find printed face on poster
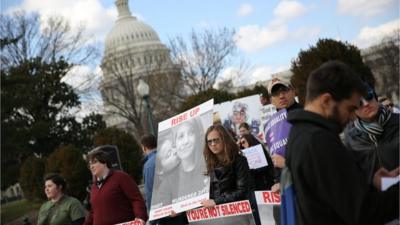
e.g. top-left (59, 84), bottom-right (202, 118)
top-left (214, 95), bottom-right (263, 141)
top-left (149, 99), bottom-right (213, 221)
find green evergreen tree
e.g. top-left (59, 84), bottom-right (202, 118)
top-left (291, 38), bottom-right (375, 104)
top-left (93, 127), bottom-right (143, 183)
top-left (19, 155), bottom-right (46, 201)
top-left (46, 145), bottom-right (90, 201)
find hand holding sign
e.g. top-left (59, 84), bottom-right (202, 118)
top-left (271, 154), bottom-right (285, 168)
top-left (201, 199), bottom-right (216, 209)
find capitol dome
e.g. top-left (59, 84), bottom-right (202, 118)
top-left (103, 0), bottom-right (165, 57)
top-left (100, 0), bottom-right (181, 133)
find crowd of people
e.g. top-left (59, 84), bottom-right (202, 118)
top-left (37, 60), bottom-right (399, 225)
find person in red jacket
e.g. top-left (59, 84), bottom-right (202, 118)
top-left (84, 150), bottom-right (148, 225)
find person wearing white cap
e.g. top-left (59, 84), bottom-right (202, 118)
top-left (267, 77), bottom-right (302, 225)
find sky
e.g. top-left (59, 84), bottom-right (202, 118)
top-left (2, 0), bottom-right (399, 116)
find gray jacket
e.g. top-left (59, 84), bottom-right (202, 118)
top-left (344, 113), bottom-right (399, 183)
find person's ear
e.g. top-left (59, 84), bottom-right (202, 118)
top-left (318, 93), bottom-right (334, 117)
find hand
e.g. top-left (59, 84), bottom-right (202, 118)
top-left (201, 199), bottom-right (216, 209)
top-left (134, 218), bottom-right (146, 225)
top-left (170, 210), bottom-right (178, 218)
top-left (271, 154), bottom-right (286, 168)
top-left (271, 183), bottom-right (280, 193)
top-left (373, 167), bottom-right (400, 190)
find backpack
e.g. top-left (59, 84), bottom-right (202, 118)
top-left (280, 166), bottom-right (296, 225)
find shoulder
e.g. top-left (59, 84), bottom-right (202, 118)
top-left (110, 170), bottom-right (130, 180)
top-left (38, 201), bottom-right (52, 212)
top-left (64, 196), bottom-right (82, 205)
top-left (234, 154), bottom-right (249, 169)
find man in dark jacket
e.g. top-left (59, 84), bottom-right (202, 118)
top-left (344, 84), bottom-right (399, 184)
top-left (267, 77), bottom-right (303, 225)
top-left (286, 61), bottom-right (399, 225)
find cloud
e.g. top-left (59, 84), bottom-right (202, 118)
top-left (235, 0), bottom-right (315, 53)
top-left (62, 65), bottom-right (102, 93)
top-left (215, 64), bottom-right (289, 88)
top-left (235, 24), bottom-right (289, 53)
top-left (249, 65), bottom-right (289, 84)
top-left (338, 0), bottom-right (395, 18)
top-left (237, 3), bottom-right (254, 17)
top-left (7, 0), bottom-right (120, 42)
top-left (272, 0), bottom-right (307, 25)
top-left (354, 19), bottom-right (399, 48)
top-left (62, 65), bottom-right (104, 119)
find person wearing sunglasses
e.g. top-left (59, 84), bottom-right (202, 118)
top-left (239, 133), bottom-right (275, 225)
top-left (344, 83), bottom-right (399, 185)
top-left (201, 124), bottom-right (251, 209)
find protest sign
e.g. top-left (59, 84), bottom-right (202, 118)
top-left (149, 100), bottom-right (213, 221)
top-left (254, 191), bottom-right (281, 225)
top-left (214, 95), bottom-right (263, 141)
top-left (242, 144), bottom-right (268, 169)
top-left (186, 200), bottom-right (256, 225)
top-left (260, 104), bottom-right (276, 132)
top-left (115, 220), bottom-right (142, 225)
top-left (264, 109), bottom-right (292, 156)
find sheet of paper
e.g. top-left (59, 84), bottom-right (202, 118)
top-left (381, 175), bottom-right (400, 191)
top-left (242, 144), bottom-right (268, 169)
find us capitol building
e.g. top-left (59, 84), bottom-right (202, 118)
top-left (100, 0), bottom-right (181, 134)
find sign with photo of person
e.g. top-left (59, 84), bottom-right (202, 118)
top-left (214, 95), bottom-right (264, 141)
top-left (149, 99), bottom-right (214, 221)
top-left (254, 191), bottom-right (280, 225)
top-left (186, 200), bottom-right (256, 225)
top-left (264, 109), bottom-right (292, 156)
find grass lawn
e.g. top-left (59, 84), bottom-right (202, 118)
top-left (1, 199), bottom-right (42, 224)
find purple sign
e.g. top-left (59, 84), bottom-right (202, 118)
top-left (264, 109), bottom-right (292, 156)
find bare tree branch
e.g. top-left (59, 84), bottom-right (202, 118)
top-left (168, 27), bottom-right (237, 95)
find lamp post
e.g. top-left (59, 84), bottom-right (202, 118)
top-left (137, 79), bottom-right (155, 135)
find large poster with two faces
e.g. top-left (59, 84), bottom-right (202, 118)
top-left (149, 100), bottom-right (213, 221)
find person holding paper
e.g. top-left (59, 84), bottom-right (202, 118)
top-left (240, 133), bottom-right (275, 225)
top-left (239, 134), bottom-right (274, 190)
top-left (344, 83), bottom-right (399, 185)
top-left (201, 124), bottom-right (251, 209)
top-left (286, 61), bottom-right (399, 225)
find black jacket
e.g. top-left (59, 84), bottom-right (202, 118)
top-left (286, 109), bottom-right (398, 225)
top-left (210, 154), bottom-right (251, 204)
top-left (249, 146), bottom-right (275, 190)
top-left (344, 113), bottom-right (399, 183)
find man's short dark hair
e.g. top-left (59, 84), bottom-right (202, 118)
top-left (140, 134), bottom-right (157, 149)
top-left (87, 150), bottom-right (112, 168)
top-left (306, 61), bottom-right (366, 102)
top-left (44, 173), bottom-right (67, 192)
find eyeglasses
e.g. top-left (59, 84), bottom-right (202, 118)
top-left (207, 138), bottom-right (221, 146)
top-left (87, 159), bottom-right (99, 168)
top-left (360, 89), bottom-right (376, 106)
top-left (271, 86), bottom-right (291, 97)
top-left (364, 89), bottom-right (375, 101)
